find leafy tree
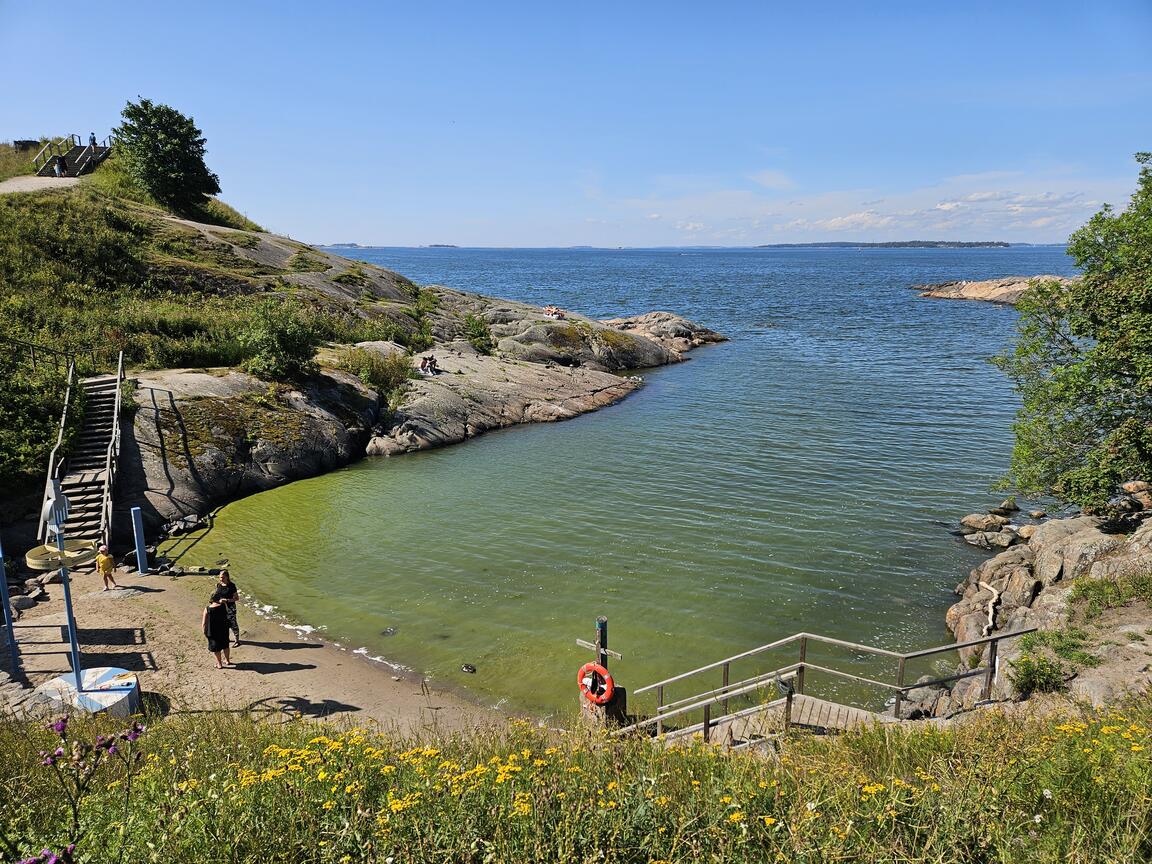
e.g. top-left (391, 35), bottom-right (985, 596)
top-left (994, 153), bottom-right (1152, 509)
top-left (113, 98), bottom-right (221, 211)
top-left (239, 299), bottom-right (320, 381)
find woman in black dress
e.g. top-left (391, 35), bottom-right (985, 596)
top-left (202, 596), bottom-right (232, 668)
top-left (215, 570), bottom-right (241, 646)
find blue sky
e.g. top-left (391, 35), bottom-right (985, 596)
top-left (2, 1), bottom-right (1150, 246)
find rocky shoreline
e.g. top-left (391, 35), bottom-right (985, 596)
top-left (901, 487), bottom-right (1152, 719)
top-left (914, 275), bottom-right (1077, 305)
top-left (115, 305), bottom-right (723, 534)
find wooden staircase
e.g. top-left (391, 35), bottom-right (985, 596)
top-left (32, 135), bottom-right (113, 178)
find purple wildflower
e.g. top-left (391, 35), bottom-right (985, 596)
top-left (49, 717), bottom-right (68, 736)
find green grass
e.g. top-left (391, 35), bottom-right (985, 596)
top-left (1, 704), bottom-right (1150, 863)
top-left (0, 138), bottom-right (56, 183)
top-left (0, 181), bottom-right (426, 487)
top-left (1019, 627), bottom-right (1101, 668)
top-left (1068, 571), bottom-right (1152, 618)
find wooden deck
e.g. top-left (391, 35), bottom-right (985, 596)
top-left (787, 694), bottom-right (893, 730)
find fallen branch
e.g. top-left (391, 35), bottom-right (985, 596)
top-left (978, 581), bottom-right (1002, 637)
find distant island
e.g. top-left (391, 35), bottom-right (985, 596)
top-left (427, 243), bottom-right (460, 248)
top-left (755, 241), bottom-right (1011, 249)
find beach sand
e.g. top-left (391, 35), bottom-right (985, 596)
top-left (12, 564), bottom-right (501, 733)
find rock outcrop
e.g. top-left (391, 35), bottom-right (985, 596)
top-left (905, 514), bottom-right (1152, 719)
top-left (914, 275), bottom-right (1077, 306)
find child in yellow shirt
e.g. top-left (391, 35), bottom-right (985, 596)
top-left (95, 545), bottom-right (119, 590)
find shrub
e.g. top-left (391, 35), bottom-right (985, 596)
top-left (462, 314), bottom-right (495, 355)
top-left (1009, 654), bottom-right (1066, 696)
top-left (339, 347), bottom-right (412, 395)
top-left (238, 299), bottom-right (321, 380)
top-left (1019, 627), bottom-right (1101, 667)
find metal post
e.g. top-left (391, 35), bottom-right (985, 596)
top-left (52, 518), bottom-right (85, 691)
top-left (722, 661), bottom-right (730, 717)
top-left (783, 689), bottom-right (793, 730)
top-left (595, 616), bottom-right (608, 669)
top-left (796, 636), bottom-right (807, 694)
top-left (0, 536), bottom-right (18, 668)
top-left (702, 703), bottom-right (711, 743)
top-left (131, 506), bottom-right (148, 574)
top-left (656, 685), bottom-right (664, 736)
top-left (982, 639), bottom-right (999, 701)
top-left (893, 656), bottom-right (906, 720)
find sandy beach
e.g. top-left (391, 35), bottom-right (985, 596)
top-left (11, 562), bottom-right (500, 733)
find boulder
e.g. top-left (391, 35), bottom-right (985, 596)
top-left (1016, 524), bottom-right (1037, 540)
top-left (11, 596), bottom-right (36, 611)
top-left (960, 513), bottom-right (1010, 534)
top-left (1028, 510), bottom-right (1047, 519)
top-left (990, 497), bottom-right (1020, 516)
top-left (1120, 480), bottom-right (1150, 494)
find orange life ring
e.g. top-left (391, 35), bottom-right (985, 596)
top-left (577, 662), bottom-right (615, 706)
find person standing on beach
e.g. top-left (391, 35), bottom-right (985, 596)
top-left (214, 570), bottom-right (241, 646)
top-left (202, 596), bottom-right (232, 668)
top-left (95, 545), bottom-right (119, 590)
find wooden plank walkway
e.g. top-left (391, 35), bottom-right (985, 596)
top-left (722, 695), bottom-right (894, 744)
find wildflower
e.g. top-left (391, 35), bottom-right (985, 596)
top-left (322, 801), bottom-right (335, 810)
top-left (719, 795), bottom-right (733, 804)
top-left (1132, 744), bottom-right (1145, 752)
top-left (806, 802), bottom-right (817, 812)
top-left (761, 816), bottom-right (777, 826)
top-left (1042, 789), bottom-right (1052, 799)
top-left (49, 717), bottom-right (68, 736)
top-left (1033, 814), bottom-right (1043, 823)
top-left (727, 811), bottom-right (746, 824)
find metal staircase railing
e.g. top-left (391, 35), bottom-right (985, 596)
top-left (38, 361), bottom-right (78, 543)
top-left (616, 628), bottom-right (1038, 742)
top-left (97, 351), bottom-right (126, 546)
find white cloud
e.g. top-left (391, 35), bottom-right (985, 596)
top-left (646, 213), bottom-right (662, 220)
top-left (676, 221), bottom-right (705, 232)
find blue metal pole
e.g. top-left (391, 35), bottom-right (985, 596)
top-left (52, 519), bottom-right (85, 691)
top-left (0, 535), bottom-right (18, 669)
top-left (131, 506), bottom-right (148, 574)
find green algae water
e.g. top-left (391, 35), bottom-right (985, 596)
top-left (186, 247), bottom-right (1077, 717)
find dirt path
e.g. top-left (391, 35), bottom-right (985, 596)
top-left (0, 176), bottom-right (79, 195)
top-left (11, 563), bottom-right (502, 734)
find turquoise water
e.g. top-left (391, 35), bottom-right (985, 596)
top-left (188, 247), bottom-right (1077, 717)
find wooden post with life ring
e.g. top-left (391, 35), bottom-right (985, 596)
top-left (576, 616), bottom-right (627, 726)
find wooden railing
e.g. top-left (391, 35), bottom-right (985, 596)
top-left (97, 351), bottom-right (126, 546)
top-left (616, 628), bottom-right (1038, 741)
top-left (31, 135), bottom-right (80, 172)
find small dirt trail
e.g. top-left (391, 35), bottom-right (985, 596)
top-left (0, 176), bottom-right (79, 195)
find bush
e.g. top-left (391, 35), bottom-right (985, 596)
top-left (1069, 571), bottom-right (1152, 618)
top-left (339, 347), bottom-right (412, 395)
top-left (1010, 654), bottom-right (1066, 696)
top-left (239, 299), bottom-right (321, 380)
top-left (462, 314), bottom-right (495, 355)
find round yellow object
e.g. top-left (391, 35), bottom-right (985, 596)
top-left (25, 539), bottom-right (99, 571)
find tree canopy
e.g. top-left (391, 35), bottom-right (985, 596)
top-left (995, 153), bottom-right (1152, 509)
top-left (113, 98), bottom-right (221, 212)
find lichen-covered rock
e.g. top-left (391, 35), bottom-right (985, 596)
top-left (118, 368), bottom-right (380, 530)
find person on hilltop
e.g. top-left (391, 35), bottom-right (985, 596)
top-left (95, 544), bottom-right (119, 591)
top-left (202, 595), bottom-right (232, 669)
top-left (89, 132), bottom-right (97, 148)
top-left (213, 569), bottom-right (241, 646)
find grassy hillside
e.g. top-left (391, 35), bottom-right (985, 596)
top-left (0, 703), bottom-right (1148, 863)
top-left (0, 162), bottom-right (432, 488)
top-left (0, 139), bottom-right (51, 183)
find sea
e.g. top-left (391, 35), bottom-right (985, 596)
top-left (182, 245), bottom-right (1079, 717)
